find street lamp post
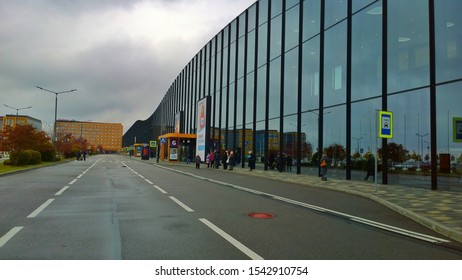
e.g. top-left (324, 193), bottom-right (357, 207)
top-left (36, 86), bottom-right (77, 161)
top-left (3, 104), bottom-right (32, 127)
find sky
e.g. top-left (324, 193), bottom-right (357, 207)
top-left (0, 0), bottom-right (256, 134)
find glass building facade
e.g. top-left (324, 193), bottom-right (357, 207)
top-left (123, 0), bottom-right (462, 191)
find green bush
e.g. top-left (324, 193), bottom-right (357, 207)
top-left (41, 150), bottom-right (54, 162)
top-left (3, 159), bottom-right (12, 165)
top-left (27, 150), bottom-right (42, 165)
top-left (9, 150), bottom-right (41, 165)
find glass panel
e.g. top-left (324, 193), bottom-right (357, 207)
top-left (325, 0), bottom-right (347, 29)
top-left (230, 20), bottom-right (237, 43)
top-left (285, 5), bottom-right (300, 51)
top-left (283, 114), bottom-right (298, 172)
top-left (303, 0), bottom-right (321, 40)
top-left (435, 0), bottom-right (462, 83)
top-left (221, 87), bottom-right (227, 128)
top-left (229, 42), bottom-right (236, 83)
top-left (223, 26), bottom-right (229, 48)
top-left (286, 0), bottom-right (299, 10)
top-left (323, 105), bottom-right (346, 179)
top-left (324, 22), bottom-right (347, 107)
top-left (255, 121), bottom-right (265, 166)
top-left (301, 110), bottom-right (318, 176)
top-left (239, 12), bottom-right (246, 38)
top-left (247, 30), bottom-right (256, 73)
top-left (236, 78), bottom-right (244, 128)
top-left (256, 66), bottom-right (267, 121)
top-left (436, 82), bottom-right (462, 192)
top-left (269, 57), bottom-right (281, 119)
top-left (271, 0), bottom-right (282, 18)
top-left (268, 118), bottom-right (280, 170)
top-left (284, 47), bottom-right (299, 116)
top-left (258, 23), bottom-right (268, 67)
top-left (238, 37), bottom-right (245, 79)
top-left (259, 0), bottom-right (269, 25)
top-left (388, 89), bottom-right (431, 189)
top-left (270, 15), bottom-right (282, 60)
top-left (353, 0), bottom-right (377, 13)
top-left (302, 36), bottom-right (320, 112)
top-left (350, 98), bottom-right (381, 182)
top-left (351, 2), bottom-right (382, 101)
top-left (246, 73), bottom-right (255, 125)
top-left (222, 46), bottom-right (229, 87)
top-left (388, 0), bottom-right (429, 93)
top-left (248, 4), bottom-right (257, 31)
top-left (228, 83), bottom-right (235, 129)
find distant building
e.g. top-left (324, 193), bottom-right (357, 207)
top-left (56, 120), bottom-right (123, 153)
top-left (0, 114), bottom-right (42, 130)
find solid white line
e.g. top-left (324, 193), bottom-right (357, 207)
top-left (77, 174), bottom-right (83, 179)
top-left (145, 179), bottom-right (154, 185)
top-left (153, 185), bottom-right (167, 194)
top-left (199, 218), bottom-right (264, 260)
top-left (68, 179), bottom-right (78, 185)
top-left (0, 227), bottom-right (24, 248)
top-left (158, 165), bottom-right (450, 244)
top-left (27, 199), bottom-right (55, 218)
top-left (139, 175), bottom-right (145, 179)
top-left (55, 186), bottom-right (70, 196)
top-left (169, 196), bottom-right (194, 212)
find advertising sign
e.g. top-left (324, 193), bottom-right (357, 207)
top-left (378, 111), bottom-right (393, 139)
top-left (196, 97), bottom-right (209, 161)
top-left (170, 139), bottom-right (178, 160)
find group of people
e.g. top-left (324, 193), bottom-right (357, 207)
top-left (193, 150), bottom-right (257, 171)
top-left (319, 152), bottom-right (375, 182)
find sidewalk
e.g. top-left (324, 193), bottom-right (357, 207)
top-left (139, 157), bottom-right (462, 244)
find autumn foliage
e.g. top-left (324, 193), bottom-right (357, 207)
top-left (0, 125), bottom-right (54, 162)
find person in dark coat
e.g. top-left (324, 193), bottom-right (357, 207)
top-left (247, 151), bottom-right (256, 171)
top-left (228, 151), bottom-right (235, 170)
top-left (364, 153), bottom-right (375, 181)
top-left (195, 154), bottom-right (201, 169)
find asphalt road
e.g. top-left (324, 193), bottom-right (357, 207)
top-left (1, 154), bottom-right (461, 260)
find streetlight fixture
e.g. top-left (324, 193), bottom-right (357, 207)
top-left (3, 104), bottom-right (32, 127)
top-left (36, 86), bottom-right (77, 161)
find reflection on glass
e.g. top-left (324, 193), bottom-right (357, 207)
top-left (301, 111), bottom-right (318, 176)
top-left (435, 0), bottom-right (462, 83)
top-left (324, 22), bottom-right (347, 107)
top-left (437, 82), bottom-right (462, 191)
top-left (301, 36), bottom-right (320, 112)
top-left (351, 2), bottom-right (382, 101)
top-left (388, 89), bottom-right (431, 189)
top-left (388, 0), bottom-right (429, 93)
top-left (285, 5), bottom-right (299, 51)
top-left (323, 105), bottom-right (346, 179)
top-left (269, 58), bottom-right (281, 119)
top-left (284, 48), bottom-right (298, 116)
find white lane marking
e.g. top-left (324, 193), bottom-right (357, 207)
top-left (156, 164), bottom-right (450, 244)
top-left (27, 199), bottom-right (55, 218)
top-left (77, 174), bottom-right (83, 179)
top-left (145, 179), bottom-right (154, 185)
top-left (169, 196), bottom-right (194, 212)
top-left (139, 175), bottom-right (145, 179)
top-left (199, 218), bottom-right (264, 260)
top-left (0, 227), bottom-right (24, 248)
top-left (68, 179), bottom-right (78, 185)
top-left (154, 185), bottom-right (167, 194)
top-left (55, 186), bottom-right (70, 196)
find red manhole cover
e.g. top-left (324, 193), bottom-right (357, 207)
top-left (248, 212), bottom-right (274, 219)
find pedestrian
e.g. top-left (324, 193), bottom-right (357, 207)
top-left (83, 150), bottom-right (87, 161)
top-left (209, 151), bottom-right (215, 168)
top-left (195, 154), bottom-right (201, 169)
top-left (187, 153), bottom-right (192, 164)
top-left (206, 153), bottom-right (211, 168)
top-left (76, 151), bottom-right (81, 161)
top-left (247, 151), bottom-right (255, 171)
top-left (286, 154), bottom-right (293, 171)
top-left (222, 150), bottom-right (229, 170)
top-left (364, 153), bottom-right (375, 181)
top-left (320, 153), bottom-right (329, 181)
top-left (228, 151), bottom-right (235, 170)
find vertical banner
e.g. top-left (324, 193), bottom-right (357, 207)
top-left (175, 111), bottom-right (183, 134)
top-left (196, 97), bottom-right (210, 161)
top-left (170, 139), bottom-right (178, 160)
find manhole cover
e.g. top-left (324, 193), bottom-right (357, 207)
top-left (248, 212), bottom-right (274, 219)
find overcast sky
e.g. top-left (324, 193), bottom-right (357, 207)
top-left (0, 0), bottom-right (256, 134)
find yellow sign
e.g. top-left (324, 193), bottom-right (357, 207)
top-left (378, 111), bottom-right (393, 139)
top-left (150, 140), bottom-right (157, 148)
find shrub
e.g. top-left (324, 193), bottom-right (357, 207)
top-left (27, 150), bottom-right (42, 165)
top-left (3, 159), bottom-right (12, 165)
top-left (9, 150), bottom-right (41, 165)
